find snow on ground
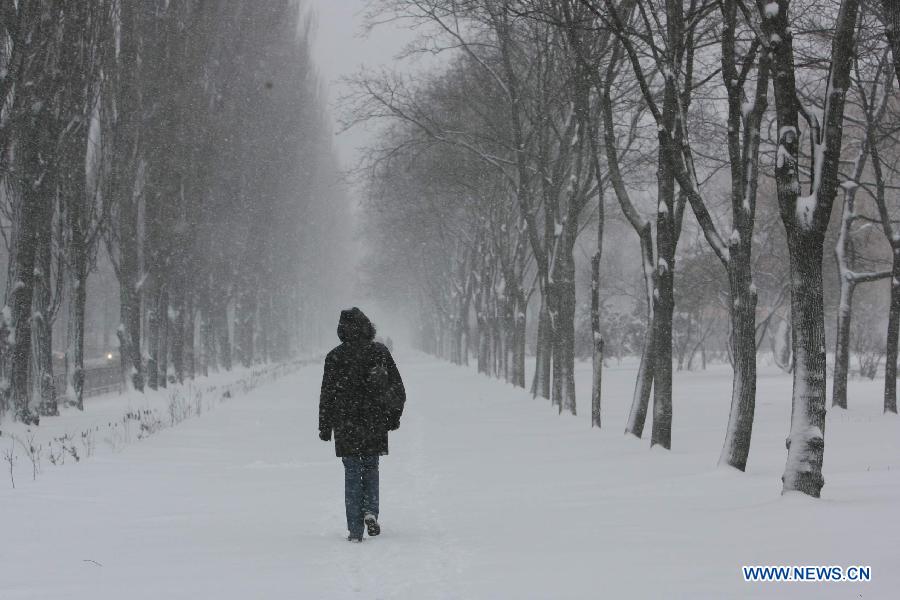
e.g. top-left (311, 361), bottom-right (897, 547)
top-left (0, 361), bottom-right (310, 480)
top-left (1, 352), bottom-right (898, 599)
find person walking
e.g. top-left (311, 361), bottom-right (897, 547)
top-left (319, 307), bottom-right (406, 542)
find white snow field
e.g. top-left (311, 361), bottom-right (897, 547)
top-left (1, 352), bottom-right (898, 599)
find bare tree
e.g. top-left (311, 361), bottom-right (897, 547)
top-left (763, 0), bottom-right (861, 497)
top-left (881, 0), bottom-right (900, 83)
top-left (830, 36), bottom-right (894, 409)
top-left (590, 0), bottom-right (740, 452)
top-left (354, 0), bottom-right (605, 413)
top-left (104, 0), bottom-right (145, 392)
top-left (58, 0), bottom-right (110, 410)
top-left (1, 0), bottom-right (342, 420)
top-left (2, 0), bottom-right (61, 424)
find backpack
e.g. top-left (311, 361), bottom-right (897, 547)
top-left (365, 351), bottom-right (402, 431)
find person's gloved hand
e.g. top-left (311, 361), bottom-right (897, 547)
top-left (319, 430), bottom-right (331, 442)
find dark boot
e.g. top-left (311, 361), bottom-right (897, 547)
top-left (364, 513), bottom-right (380, 537)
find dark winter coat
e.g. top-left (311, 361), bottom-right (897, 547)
top-left (319, 308), bottom-right (406, 457)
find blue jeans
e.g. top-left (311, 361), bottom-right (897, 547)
top-left (342, 456), bottom-right (379, 537)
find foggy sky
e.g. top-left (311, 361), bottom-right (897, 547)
top-left (308, 0), bottom-right (414, 169)
top-left (306, 0), bottom-right (418, 335)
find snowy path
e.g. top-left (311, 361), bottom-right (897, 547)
top-left (2, 352), bottom-right (898, 599)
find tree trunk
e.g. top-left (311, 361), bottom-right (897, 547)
top-left (461, 310), bottom-right (470, 367)
top-left (453, 318), bottom-right (464, 365)
top-left (184, 296), bottom-right (195, 379)
top-left (6, 142), bottom-right (54, 424)
top-left (649, 66), bottom-right (681, 450)
top-left (235, 285), bottom-right (255, 368)
top-left (719, 260), bottom-right (758, 470)
top-left (552, 252), bottom-right (577, 415)
top-left (477, 311), bottom-right (490, 375)
top-left (624, 230), bottom-right (658, 438)
top-left (625, 321), bottom-right (655, 437)
top-left (832, 277), bottom-right (854, 410)
top-left (171, 288), bottom-right (185, 384)
top-left (34, 213), bottom-right (57, 416)
top-left (6, 207), bottom-right (42, 423)
top-left (504, 308), bottom-right (515, 382)
top-left (118, 261), bottom-right (144, 392)
top-left (215, 298), bottom-right (232, 371)
top-left (158, 289), bottom-right (169, 388)
top-left (66, 260), bottom-right (89, 411)
top-left (111, 0), bottom-right (144, 392)
top-left (531, 295), bottom-right (552, 399)
top-left (258, 294), bottom-right (271, 364)
top-left (147, 286), bottom-right (160, 390)
top-left (200, 305), bottom-right (214, 376)
top-left (884, 248), bottom-right (900, 414)
top-left (512, 294), bottom-right (526, 388)
top-left (494, 311), bottom-right (504, 377)
top-left (651, 268), bottom-right (675, 449)
top-left (591, 251), bottom-right (603, 428)
top-left (782, 231), bottom-right (828, 497)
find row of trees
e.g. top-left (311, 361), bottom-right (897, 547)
top-left (0, 0), bottom-right (348, 423)
top-left (352, 0), bottom-right (899, 497)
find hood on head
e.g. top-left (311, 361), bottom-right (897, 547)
top-left (337, 307), bottom-right (376, 343)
